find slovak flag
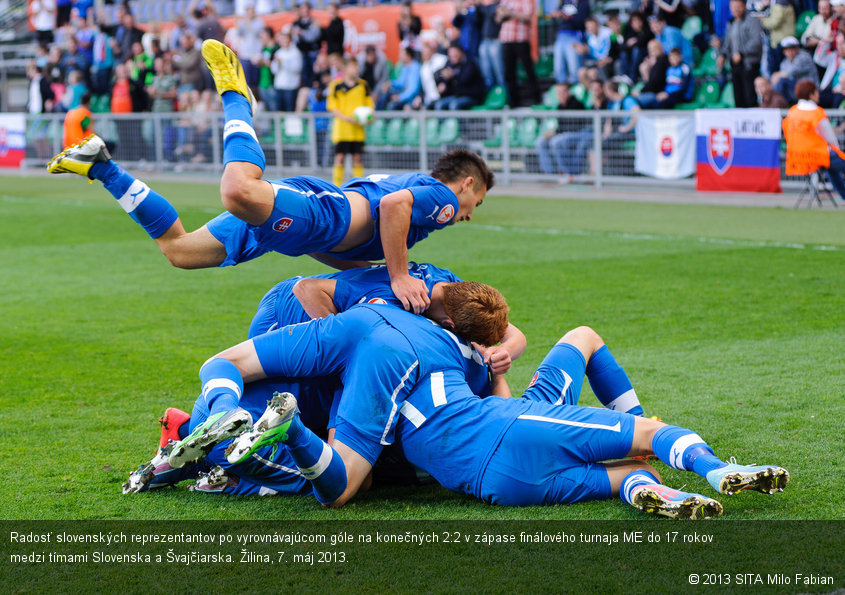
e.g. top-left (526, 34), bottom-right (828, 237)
top-left (635, 115), bottom-right (696, 179)
top-left (695, 109), bottom-right (781, 193)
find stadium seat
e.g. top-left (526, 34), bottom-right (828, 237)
top-left (483, 118), bottom-right (518, 148)
top-left (535, 53), bottom-right (554, 78)
top-left (540, 117), bottom-right (558, 136)
top-left (718, 82), bottom-right (735, 107)
top-left (403, 118), bottom-right (420, 146)
top-left (681, 16), bottom-right (702, 41)
top-left (281, 117), bottom-right (308, 145)
top-left (532, 86), bottom-right (559, 110)
top-left (795, 10), bottom-right (815, 39)
top-left (517, 117), bottom-right (539, 148)
top-left (424, 118), bottom-right (441, 147)
top-left (617, 81), bottom-right (630, 96)
top-left (438, 117), bottom-right (460, 144)
top-left (676, 80), bottom-right (720, 109)
top-left (471, 86), bottom-right (507, 111)
top-left (631, 81), bottom-right (646, 95)
top-left (385, 118), bottom-right (405, 146)
top-left (367, 118), bottom-right (387, 146)
top-left (570, 83), bottom-right (587, 103)
top-left (693, 47), bottom-right (719, 78)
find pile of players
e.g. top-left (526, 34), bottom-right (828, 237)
top-left (48, 40), bottom-right (788, 519)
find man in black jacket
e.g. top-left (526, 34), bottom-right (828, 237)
top-left (433, 43), bottom-right (487, 110)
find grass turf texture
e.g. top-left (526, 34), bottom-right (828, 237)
top-left (1, 175), bottom-right (843, 521)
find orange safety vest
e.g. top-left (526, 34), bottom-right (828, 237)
top-left (782, 104), bottom-right (845, 175)
top-left (62, 106), bottom-right (93, 149)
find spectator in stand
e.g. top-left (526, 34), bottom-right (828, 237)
top-left (433, 42), bottom-right (487, 109)
top-left (358, 45), bottom-right (392, 108)
top-left (802, 0), bottom-right (834, 50)
top-left (111, 61), bottom-right (147, 160)
top-left (653, 0), bottom-right (687, 28)
top-left (601, 80), bottom-right (640, 168)
top-left (498, 0), bottom-right (541, 106)
top-left (813, 29), bottom-right (845, 106)
top-left (234, 3), bottom-right (267, 92)
top-left (637, 46), bottom-right (692, 107)
top-left (90, 23), bottom-right (114, 96)
top-left (293, 2), bottom-right (324, 87)
top-left (149, 54), bottom-right (179, 113)
top-left (760, 0), bottom-right (797, 70)
top-left (477, 0), bottom-right (506, 89)
top-left (130, 41), bottom-right (154, 89)
top-left (771, 36), bottom-right (818, 102)
top-left (256, 26), bottom-right (280, 111)
top-left (74, 0), bottom-right (93, 20)
top-left (72, 10), bottom-right (96, 66)
top-left (636, 39), bottom-right (670, 100)
top-left (193, 0), bottom-right (225, 42)
top-left (718, 0), bottom-right (764, 107)
top-left (323, 3), bottom-right (346, 57)
top-left (414, 39), bottom-right (449, 108)
top-left (56, 0), bottom-right (72, 28)
top-left (62, 92), bottom-right (93, 148)
top-left (272, 30), bottom-right (304, 112)
top-left (604, 14), bottom-right (625, 78)
top-left (60, 37), bottom-right (90, 85)
top-left (542, 80), bottom-right (607, 183)
top-left (378, 46), bottom-right (421, 110)
top-left (46, 45), bottom-right (66, 95)
top-left (27, 62), bottom-right (55, 159)
top-left (168, 14), bottom-right (193, 53)
top-left (754, 75), bottom-right (789, 107)
top-left (308, 67), bottom-right (333, 167)
top-left (398, 0), bottom-right (423, 55)
top-left (61, 69), bottom-right (88, 110)
top-left (648, 14), bottom-right (693, 67)
top-left (430, 16), bottom-right (455, 53)
top-left (575, 16), bottom-right (614, 80)
top-left (173, 31), bottom-right (204, 94)
top-left (327, 57), bottom-right (374, 185)
top-left (114, 11), bottom-right (144, 63)
top-left (549, 0), bottom-right (589, 85)
top-left (31, 0), bottom-right (57, 45)
top-left (453, 0), bottom-right (482, 61)
top-left (620, 11), bottom-right (653, 82)
top-left (534, 83), bottom-right (585, 176)
top-left (782, 80), bottom-right (845, 201)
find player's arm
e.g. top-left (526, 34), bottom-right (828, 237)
top-left (491, 372), bottom-right (512, 398)
top-left (473, 323), bottom-right (527, 375)
top-left (292, 278), bottom-right (340, 319)
top-left (378, 189), bottom-right (430, 314)
top-left (308, 252), bottom-right (378, 271)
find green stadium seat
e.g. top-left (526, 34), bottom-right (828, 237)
top-left (403, 118), bottom-right (420, 145)
top-left (681, 16), bottom-right (702, 41)
top-left (676, 80), bottom-right (720, 109)
top-left (517, 117), bottom-right (539, 148)
top-left (367, 118), bottom-right (387, 146)
top-left (570, 83), bottom-right (587, 102)
top-left (424, 118), bottom-right (441, 147)
top-left (693, 47), bottom-right (719, 78)
top-left (540, 117), bottom-right (559, 136)
top-left (471, 86), bottom-right (507, 111)
top-left (482, 118), bottom-right (518, 148)
top-left (718, 82), bottom-right (735, 107)
top-left (438, 117), bottom-right (460, 144)
top-left (535, 53), bottom-right (554, 78)
top-left (532, 86), bottom-right (559, 110)
top-left (281, 117), bottom-right (308, 145)
top-left (795, 10), bottom-right (814, 39)
top-left (632, 81), bottom-right (646, 95)
top-left (385, 118), bottom-right (405, 146)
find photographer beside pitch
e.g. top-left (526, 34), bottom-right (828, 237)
top-left (48, 40), bottom-right (493, 314)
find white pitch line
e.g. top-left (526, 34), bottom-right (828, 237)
top-left (473, 224), bottom-right (843, 252)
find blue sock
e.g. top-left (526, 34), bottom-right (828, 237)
top-left (221, 91), bottom-right (265, 170)
top-left (199, 358), bottom-right (243, 416)
top-left (619, 469), bottom-right (661, 505)
top-left (285, 414), bottom-right (347, 505)
top-left (651, 425), bottom-right (726, 478)
top-left (90, 161), bottom-right (178, 239)
top-left (586, 345), bottom-right (644, 416)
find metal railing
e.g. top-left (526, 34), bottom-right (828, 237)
top-left (19, 108), bottom-right (837, 188)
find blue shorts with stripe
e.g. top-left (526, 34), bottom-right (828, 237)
top-left (206, 176), bottom-right (350, 267)
top-left (521, 342), bottom-right (587, 406)
top-left (478, 402), bottom-right (637, 506)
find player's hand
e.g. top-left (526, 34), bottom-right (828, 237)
top-left (391, 274), bottom-right (430, 314)
top-left (474, 344), bottom-right (512, 375)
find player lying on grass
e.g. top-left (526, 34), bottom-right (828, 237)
top-left (47, 40), bottom-right (495, 313)
top-left (126, 322), bottom-right (787, 519)
top-left (248, 262), bottom-right (526, 375)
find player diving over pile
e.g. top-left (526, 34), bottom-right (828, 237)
top-left (47, 39), bottom-right (494, 313)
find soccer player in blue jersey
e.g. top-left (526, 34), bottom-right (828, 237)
top-left (163, 286), bottom-right (509, 506)
top-left (47, 40), bottom-right (494, 313)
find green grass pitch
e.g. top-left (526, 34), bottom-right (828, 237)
top-left (1, 174), bottom-right (843, 521)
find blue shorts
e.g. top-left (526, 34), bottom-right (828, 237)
top-left (206, 176), bottom-right (351, 267)
top-left (521, 342), bottom-right (586, 406)
top-left (478, 402), bottom-right (636, 506)
top-left (248, 278), bottom-right (309, 338)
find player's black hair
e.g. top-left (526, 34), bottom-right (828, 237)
top-left (430, 149), bottom-right (495, 192)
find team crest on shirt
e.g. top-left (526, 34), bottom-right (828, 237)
top-left (528, 371), bottom-right (540, 388)
top-left (436, 204), bottom-right (455, 224)
top-left (706, 127), bottom-right (733, 175)
top-left (273, 217), bottom-right (293, 232)
top-left (367, 298), bottom-right (387, 305)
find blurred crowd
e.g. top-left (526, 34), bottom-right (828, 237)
top-left (25, 0), bottom-right (843, 134)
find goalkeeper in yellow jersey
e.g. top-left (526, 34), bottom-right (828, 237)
top-left (327, 57), bottom-right (375, 186)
